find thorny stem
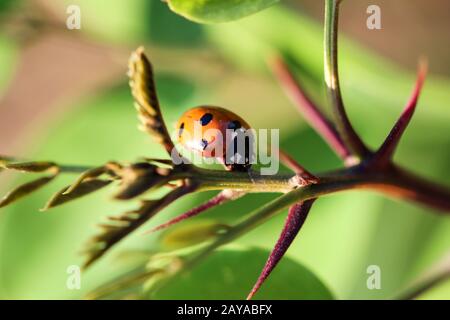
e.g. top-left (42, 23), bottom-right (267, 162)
top-left (2, 156), bottom-right (449, 211)
top-left (144, 189), bottom-right (244, 234)
top-left (374, 60), bottom-right (428, 165)
top-left (270, 56), bottom-right (352, 163)
top-left (87, 162), bottom-right (450, 297)
top-left (3, 2), bottom-right (450, 296)
top-left (185, 165), bottom-right (450, 212)
top-left (187, 166), bottom-right (295, 193)
top-left (174, 165), bottom-right (450, 286)
top-left (75, 0), bottom-right (450, 300)
top-left (247, 199), bottom-right (315, 299)
top-left (324, 0), bottom-right (369, 159)
top-left (278, 149), bottom-right (318, 184)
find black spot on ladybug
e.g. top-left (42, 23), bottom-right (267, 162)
top-left (227, 120), bottom-right (242, 131)
top-left (200, 139), bottom-right (208, 150)
top-left (178, 122), bottom-right (185, 137)
top-left (200, 113), bottom-right (213, 126)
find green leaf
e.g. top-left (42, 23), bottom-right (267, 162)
top-left (153, 247), bottom-right (334, 299)
top-left (167, 0), bottom-right (280, 24)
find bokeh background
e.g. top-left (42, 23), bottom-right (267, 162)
top-left (0, 0), bottom-right (450, 299)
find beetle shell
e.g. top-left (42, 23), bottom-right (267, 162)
top-left (176, 106), bottom-right (251, 169)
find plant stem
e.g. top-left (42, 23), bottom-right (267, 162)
top-left (187, 165), bottom-right (450, 212)
top-left (191, 167), bottom-right (295, 193)
top-left (182, 167), bottom-right (450, 276)
top-left (270, 56), bottom-right (351, 162)
top-left (324, 0), bottom-right (369, 159)
top-left (3, 156), bottom-right (449, 211)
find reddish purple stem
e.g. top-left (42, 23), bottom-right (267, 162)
top-left (375, 60), bottom-right (428, 164)
top-left (247, 199), bottom-right (315, 300)
top-left (279, 149), bottom-right (319, 185)
top-left (144, 190), bottom-right (242, 234)
top-left (270, 56), bottom-right (351, 162)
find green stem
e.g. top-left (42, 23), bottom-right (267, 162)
top-left (3, 156), bottom-right (449, 211)
top-left (112, 164), bottom-right (450, 296)
top-left (179, 167), bottom-right (450, 276)
top-left (190, 167), bottom-right (295, 193)
top-left (185, 164), bottom-right (450, 212)
top-left (324, 0), bottom-right (369, 159)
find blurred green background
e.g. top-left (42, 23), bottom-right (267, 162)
top-left (0, 0), bottom-right (450, 299)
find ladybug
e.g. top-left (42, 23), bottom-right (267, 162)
top-left (176, 106), bottom-right (253, 171)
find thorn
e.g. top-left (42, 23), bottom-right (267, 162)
top-left (375, 59), bottom-right (428, 165)
top-left (278, 149), bottom-right (318, 185)
top-left (247, 199), bottom-right (315, 300)
top-left (269, 55), bottom-right (352, 162)
top-left (142, 190), bottom-right (244, 235)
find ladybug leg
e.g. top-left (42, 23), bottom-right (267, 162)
top-left (245, 167), bottom-right (256, 184)
top-left (218, 155), bottom-right (255, 183)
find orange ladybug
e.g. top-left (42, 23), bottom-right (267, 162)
top-left (176, 106), bottom-right (253, 171)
